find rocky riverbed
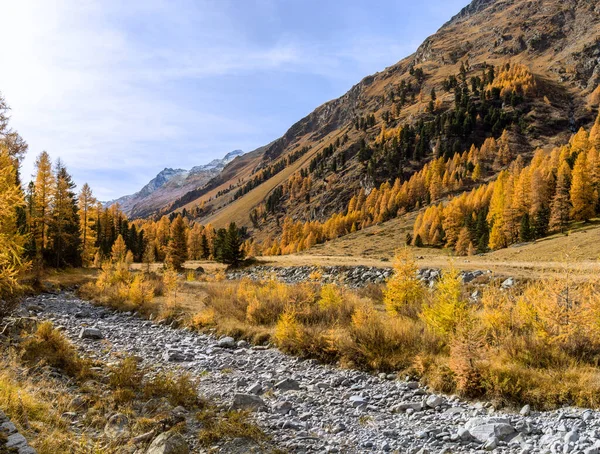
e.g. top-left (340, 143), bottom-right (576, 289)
top-left (19, 291), bottom-right (600, 453)
top-left (226, 265), bottom-right (497, 288)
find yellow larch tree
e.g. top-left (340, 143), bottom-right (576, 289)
top-left (33, 151), bottom-right (55, 258)
top-left (570, 151), bottom-right (596, 221)
top-left (78, 183), bottom-right (97, 266)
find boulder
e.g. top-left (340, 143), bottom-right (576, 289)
top-left (6, 433), bottom-right (27, 449)
top-left (465, 417), bottom-right (515, 443)
top-left (273, 401), bottom-right (293, 415)
top-left (79, 327), bottom-right (103, 340)
top-left (394, 401), bottom-right (424, 412)
top-left (231, 393), bottom-right (266, 411)
top-left (501, 277), bottom-right (516, 289)
top-left (218, 337), bottom-right (236, 348)
top-left (146, 431), bottom-right (189, 454)
top-left (275, 378), bottom-right (300, 391)
top-left (247, 382), bottom-right (263, 395)
top-left (425, 395), bottom-right (445, 408)
top-left (162, 350), bottom-right (186, 362)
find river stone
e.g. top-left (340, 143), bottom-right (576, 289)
top-left (465, 417), bottom-right (516, 442)
top-left (6, 433), bottom-right (27, 448)
top-left (218, 337), bottom-right (236, 348)
top-left (426, 395), bottom-right (444, 408)
top-left (146, 431), bottom-right (189, 454)
top-left (231, 393), bottom-right (266, 411)
top-left (275, 378), bottom-right (300, 391)
top-left (79, 327), bottom-right (103, 339)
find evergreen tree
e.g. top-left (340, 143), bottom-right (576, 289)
top-left (532, 205), bottom-right (550, 238)
top-left (47, 161), bottom-right (81, 267)
top-left (200, 233), bottom-right (210, 259)
top-left (222, 222), bottom-right (245, 266)
top-left (519, 213), bottom-right (533, 242)
top-left (213, 228), bottom-right (226, 261)
top-left (166, 215), bottom-right (188, 270)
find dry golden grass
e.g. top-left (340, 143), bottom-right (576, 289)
top-left (20, 321), bottom-right (92, 379)
top-left (79, 250), bottom-right (600, 409)
top-left (0, 310), bottom-right (270, 453)
top-left (196, 408), bottom-right (268, 447)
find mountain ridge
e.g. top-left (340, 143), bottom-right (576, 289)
top-left (108, 149), bottom-right (244, 218)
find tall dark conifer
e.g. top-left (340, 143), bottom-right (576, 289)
top-left (48, 161), bottom-right (81, 267)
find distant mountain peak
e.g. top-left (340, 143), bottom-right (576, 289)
top-left (107, 149), bottom-right (245, 216)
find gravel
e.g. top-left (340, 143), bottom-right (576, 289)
top-left (25, 291), bottom-right (600, 453)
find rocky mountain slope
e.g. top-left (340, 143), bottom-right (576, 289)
top-left (162, 0), bottom-right (600, 245)
top-left (108, 150), bottom-right (244, 218)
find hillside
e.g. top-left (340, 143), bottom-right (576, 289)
top-left (109, 150), bottom-right (244, 218)
top-left (165, 0), bottom-right (600, 248)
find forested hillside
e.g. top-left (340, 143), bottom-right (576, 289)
top-left (152, 0), bottom-right (600, 258)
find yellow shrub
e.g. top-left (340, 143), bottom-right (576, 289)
top-left (420, 267), bottom-right (469, 337)
top-left (274, 309), bottom-right (305, 352)
top-left (243, 280), bottom-right (289, 325)
top-left (449, 318), bottom-right (485, 397)
top-left (347, 304), bottom-right (436, 372)
top-left (318, 284), bottom-right (343, 311)
top-left (127, 274), bottom-right (155, 307)
top-left (143, 372), bottom-right (200, 408)
top-left (192, 308), bottom-right (216, 328)
top-left (383, 249), bottom-right (425, 317)
top-left (516, 279), bottom-right (598, 350)
top-left (108, 356), bottom-right (143, 391)
top-left (480, 287), bottom-right (515, 342)
top-left (197, 409), bottom-right (266, 447)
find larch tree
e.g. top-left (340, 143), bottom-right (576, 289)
top-left (455, 227), bottom-right (471, 256)
top-left (0, 145), bottom-right (27, 301)
top-left (549, 161), bottom-right (572, 232)
top-left (111, 234), bottom-right (127, 263)
top-left (570, 152), bottom-right (596, 221)
top-left (187, 223), bottom-right (202, 260)
top-left (33, 151), bottom-right (55, 260)
top-left (590, 112), bottom-right (600, 151)
top-left (78, 183), bottom-right (97, 266)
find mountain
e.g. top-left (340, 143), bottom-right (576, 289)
top-left (162, 0), bottom-right (599, 246)
top-left (109, 150), bottom-right (244, 218)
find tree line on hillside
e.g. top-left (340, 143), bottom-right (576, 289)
top-left (0, 91), bottom-right (249, 310)
top-left (413, 117), bottom-right (600, 254)
top-left (248, 62), bottom-right (537, 241)
top-left (244, 112), bottom-right (600, 257)
top-left (25, 151), bottom-right (248, 271)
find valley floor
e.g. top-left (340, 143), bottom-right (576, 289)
top-left (31, 291), bottom-right (600, 454)
top-left (254, 218), bottom-right (600, 281)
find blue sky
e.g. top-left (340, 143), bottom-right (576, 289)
top-left (2, 0), bottom-right (468, 200)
